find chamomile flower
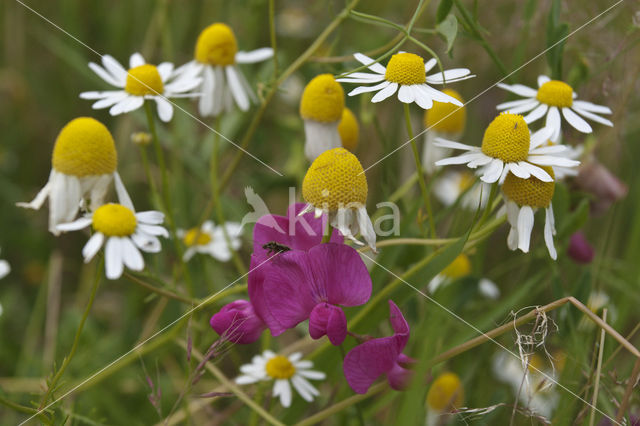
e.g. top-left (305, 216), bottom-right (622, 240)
top-left (80, 53), bottom-right (201, 122)
top-left (17, 117), bottom-right (133, 235)
top-left (428, 253), bottom-right (500, 299)
top-left (336, 52), bottom-right (473, 109)
top-left (502, 167), bottom-right (558, 259)
top-left (433, 170), bottom-right (490, 210)
top-left (301, 148), bottom-right (376, 252)
top-left (338, 107), bottom-right (360, 152)
top-left (236, 350), bottom-right (325, 407)
top-left (300, 74), bottom-right (345, 161)
top-left (435, 113), bottom-right (579, 184)
top-left (189, 23), bottom-right (273, 116)
top-left (423, 89), bottom-right (466, 174)
top-left (426, 372), bottom-right (464, 413)
top-left (497, 75), bottom-right (613, 142)
top-left (56, 203), bottom-right (167, 280)
top-left (177, 221), bottom-right (242, 262)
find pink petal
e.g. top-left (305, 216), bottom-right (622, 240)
top-left (209, 300), bottom-right (266, 344)
top-left (308, 303), bottom-right (347, 345)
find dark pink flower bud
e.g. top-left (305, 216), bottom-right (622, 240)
top-left (567, 232), bottom-right (594, 264)
top-left (309, 303), bottom-right (347, 345)
top-left (209, 300), bottom-right (266, 344)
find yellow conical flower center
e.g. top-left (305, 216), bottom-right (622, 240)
top-left (481, 113), bottom-right (530, 163)
top-left (92, 204), bottom-right (137, 237)
top-left (457, 172), bottom-right (475, 192)
top-left (442, 254), bottom-right (471, 279)
top-left (265, 355), bottom-right (296, 380)
top-left (194, 23), bottom-right (238, 66)
top-left (426, 372), bottom-right (464, 411)
top-left (425, 89), bottom-right (466, 134)
top-left (536, 80), bottom-right (573, 108)
top-left (502, 166), bottom-right (555, 208)
top-left (338, 107), bottom-right (359, 151)
top-left (302, 148), bottom-right (368, 211)
top-left (385, 53), bottom-right (425, 85)
top-left (125, 64), bottom-right (164, 96)
top-left (300, 74), bottom-right (345, 122)
top-left (52, 117), bottom-right (117, 177)
top-left (183, 228), bottom-right (212, 247)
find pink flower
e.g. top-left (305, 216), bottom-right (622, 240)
top-left (343, 300), bottom-right (413, 394)
top-left (209, 300), bottom-right (266, 344)
top-left (250, 243), bottom-right (371, 345)
top-left (576, 160), bottom-right (628, 215)
top-left (567, 232), bottom-right (594, 264)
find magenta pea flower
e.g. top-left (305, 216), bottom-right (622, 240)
top-left (252, 202), bottom-right (342, 260)
top-left (209, 299), bottom-right (266, 344)
top-left (250, 243), bottom-right (371, 345)
top-left (343, 300), bottom-right (413, 394)
top-left (567, 232), bottom-right (594, 264)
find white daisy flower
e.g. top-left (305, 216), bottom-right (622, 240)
top-left (336, 52), bottom-right (474, 109)
top-left (189, 22), bottom-right (273, 116)
top-left (428, 254), bottom-right (499, 299)
top-left (422, 89), bottom-right (466, 174)
top-left (496, 75), bottom-right (613, 142)
top-left (56, 202), bottom-right (168, 280)
top-left (80, 52), bottom-right (201, 122)
top-left (302, 148), bottom-right (376, 252)
top-left (177, 221), bottom-right (242, 262)
top-left (502, 166), bottom-right (558, 259)
top-left (17, 117), bottom-right (133, 235)
top-left (435, 113), bottom-right (580, 184)
top-left (236, 350), bottom-right (326, 408)
top-left (299, 74), bottom-right (345, 161)
top-left (433, 170), bottom-right (490, 210)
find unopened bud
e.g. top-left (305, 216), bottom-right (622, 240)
top-left (131, 132), bottom-right (152, 146)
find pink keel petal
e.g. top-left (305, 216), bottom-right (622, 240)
top-left (343, 336), bottom-right (399, 394)
top-left (308, 303), bottom-right (347, 345)
top-left (209, 299), bottom-right (266, 344)
top-left (387, 363), bottom-right (413, 391)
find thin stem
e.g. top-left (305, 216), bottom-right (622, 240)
top-left (589, 309), bottom-right (607, 426)
top-left (615, 357), bottom-right (640, 423)
top-left (476, 182), bottom-right (499, 227)
top-left (124, 272), bottom-right (196, 305)
top-left (138, 144), bottom-right (158, 204)
top-left (268, 0), bottom-right (278, 79)
top-left (404, 103), bottom-right (436, 238)
top-left (39, 258), bottom-right (103, 409)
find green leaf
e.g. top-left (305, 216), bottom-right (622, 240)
top-left (436, 0), bottom-right (453, 23)
top-left (437, 14), bottom-right (458, 53)
top-left (557, 198), bottom-right (589, 240)
top-left (546, 0), bottom-right (569, 79)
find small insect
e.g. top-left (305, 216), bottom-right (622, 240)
top-left (262, 241), bottom-right (291, 255)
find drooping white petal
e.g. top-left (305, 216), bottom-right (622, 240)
top-left (113, 172), bottom-right (134, 211)
top-left (198, 65), bottom-right (215, 116)
top-left (226, 66), bottom-right (250, 111)
top-left (562, 107), bottom-right (592, 133)
top-left (303, 120), bottom-right (341, 161)
top-left (523, 103), bottom-right (548, 124)
top-left (420, 84), bottom-right (463, 106)
top-left (424, 58), bottom-right (437, 73)
top-left (356, 206), bottom-right (377, 253)
top-left (413, 85), bottom-right (434, 109)
top-left (572, 100), bottom-right (612, 115)
top-left (82, 232), bottom-right (105, 263)
top-left (544, 206), bottom-right (557, 260)
top-left (211, 66), bottom-right (226, 116)
top-left (480, 158), bottom-right (504, 183)
top-left (516, 206), bottom-right (535, 253)
top-left (546, 106), bottom-right (562, 142)
top-left (138, 224), bottom-right (169, 238)
top-left (467, 154), bottom-right (493, 168)
top-left (353, 52), bottom-right (386, 74)
top-left (129, 52), bottom-right (146, 68)
top-left (105, 237), bottom-right (124, 279)
top-left (291, 375), bottom-right (315, 401)
top-left (49, 172), bottom-right (82, 235)
top-left (571, 107), bottom-right (614, 127)
top-left (56, 217), bottom-right (93, 232)
top-left (371, 82), bottom-right (398, 103)
top-left (508, 162), bottom-right (531, 179)
top-left (154, 96), bottom-right (174, 122)
top-left (529, 126), bottom-right (554, 149)
top-left (537, 75), bottom-right (551, 87)
top-left (274, 379), bottom-right (292, 407)
top-left (136, 211), bottom-right (165, 225)
top-left (132, 231), bottom-right (162, 253)
top-left (121, 237), bottom-right (145, 271)
top-left (235, 47), bottom-right (274, 63)
top-left (109, 96), bottom-right (144, 116)
top-left (496, 83), bottom-right (538, 98)
top-left (397, 85), bottom-right (415, 103)
top-left (16, 170), bottom-right (53, 210)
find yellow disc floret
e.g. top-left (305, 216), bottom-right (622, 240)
top-left (502, 166), bottom-right (555, 208)
top-left (195, 23), bottom-right (238, 66)
top-left (481, 113), bottom-right (530, 163)
top-left (265, 355), bottom-right (296, 380)
top-left (425, 89), bottom-right (466, 134)
top-left (385, 53), bottom-right (426, 85)
top-left (125, 64), bottom-right (164, 96)
top-left (441, 254), bottom-right (471, 279)
top-left (426, 372), bottom-right (464, 412)
top-left (52, 117), bottom-right (117, 177)
top-left (302, 148), bottom-right (367, 211)
top-left (338, 107), bottom-right (359, 152)
top-left (536, 80), bottom-right (573, 108)
top-left (92, 204), bottom-right (137, 237)
top-left (183, 228), bottom-right (212, 247)
top-left (300, 74), bottom-right (345, 122)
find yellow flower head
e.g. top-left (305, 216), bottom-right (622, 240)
top-left (424, 89), bottom-right (466, 134)
top-left (52, 117), bottom-right (117, 177)
top-left (302, 148), bottom-right (367, 211)
top-left (442, 254), bottom-right (471, 279)
top-left (537, 80), bottom-right (573, 108)
top-left (93, 203), bottom-right (137, 237)
top-left (338, 107), bottom-right (359, 152)
top-left (300, 74), bottom-right (345, 122)
top-left (385, 52), bottom-right (426, 85)
top-left (481, 113), bottom-right (530, 163)
top-left (195, 23), bottom-right (238, 66)
top-left (426, 372), bottom-right (464, 411)
top-left (125, 64), bottom-right (164, 96)
top-left (265, 355), bottom-right (296, 379)
top-left (183, 228), bottom-right (212, 247)
top-left (502, 166), bottom-right (555, 208)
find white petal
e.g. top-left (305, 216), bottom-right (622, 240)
top-left (274, 380), bottom-right (292, 407)
top-left (529, 145), bottom-right (567, 155)
top-left (129, 52), bottom-right (145, 68)
top-left (529, 126), bottom-right (553, 149)
top-left (235, 375), bottom-right (261, 385)
top-left (544, 206), bottom-right (557, 259)
top-left (397, 85), bottom-right (415, 103)
top-left (537, 75), bottom-right (551, 87)
top-left (371, 82), bottom-right (398, 103)
top-left (509, 162), bottom-right (531, 179)
top-left (109, 96), bottom-right (144, 116)
top-left (546, 106), bottom-right (562, 142)
top-left (0, 260), bottom-right (10, 279)
top-left (92, 92), bottom-right (129, 109)
top-left (480, 159), bottom-right (504, 183)
top-left (198, 66), bottom-right (215, 116)
top-left (136, 211), bottom-right (165, 225)
top-left (522, 162), bottom-right (553, 182)
top-left (571, 107), bottom-right (614, 127)
top-left (105, 237), bottom-right (124, 279)
top-left (155, 97), bottom-right (174, 122)
top-left (347, 81), bottom-right (390, 96)
top-left (206, 240), bottom-right (232, 262)
top-left (562, 107), bottom-right (592, 133)
top-left (56, 217), bottom-right (93, 232)
top-left (353, 52), bottom-right (386, 74)
top-left (82, 232), bottom-right (105, 262)
top-left (505, 100), bottom-right (538, 114)
top-left (467, 154), bottom-right (493, 168)
top-left (523, 103), bottom-right (548, 124)
top-left (414, 86), bottom-right (434, 109)
top-left (113, 172), bottom-right (134, 211)
top-left (16, 171), bottom-right (53, 210)
top-left (432, 138), bottom-right (477, 151)
top-left (121, 237), bottom-right (145, 271)
top-left (478, 278), bottom-right (500, 299)
top-left (572, 100), bottom-right (612, 114)
top-left (496, 83), bottom-right (538, 97)
top-left (101, 55), bottom-right (128, 85)
top-left (48, 172), bottom-right (82, 235)
top-left (356, 206), bottom-right (376, 253)
top-left (297, 369), bottom-right (326, 380)
top-left (517, 206), bottom-right (535, 253)
top-left (420, 84), bottom-right (462, 105)
top-left (336, 75), bottom-right (386, 84)
top-left (528, 155), bottom-right (580, 168)
top-left (235, 47), bottom-right (274, 63)
top-left (291, 376), bottom-right (316, 401)
top-left (426, 68), bottom-right (472, 84)
top-left (79, 91), bottom-right (112, 100)
top-left (88, 62), bottom-right (121, 87)
top-left (132, 231), bottom-right (161, 253)
top-left (424, 58), bottom-right (437, 73)
top-left (304, 120), bottom-right (341, 161)
top-left (226, 66), bottom-right (250, 111)
top-left (138, 224), bottom-right (169, 238)
top-left (156, 62), bottom-right (174, 81)
top-left (436, 152), bottom-right (484, 166)
top-left (497, 98), bottom-right (538, 111)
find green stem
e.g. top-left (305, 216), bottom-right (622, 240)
top-left (137, 144), bottom-right (158, 207)
top-left (404, 103), bottom-right (436, 238)
top-left (39, 258), bottom-right (103, 409)
top-left (269, 0), bottom-right (278, 79)
top-left (476, 182), bottom-right (499, 227)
